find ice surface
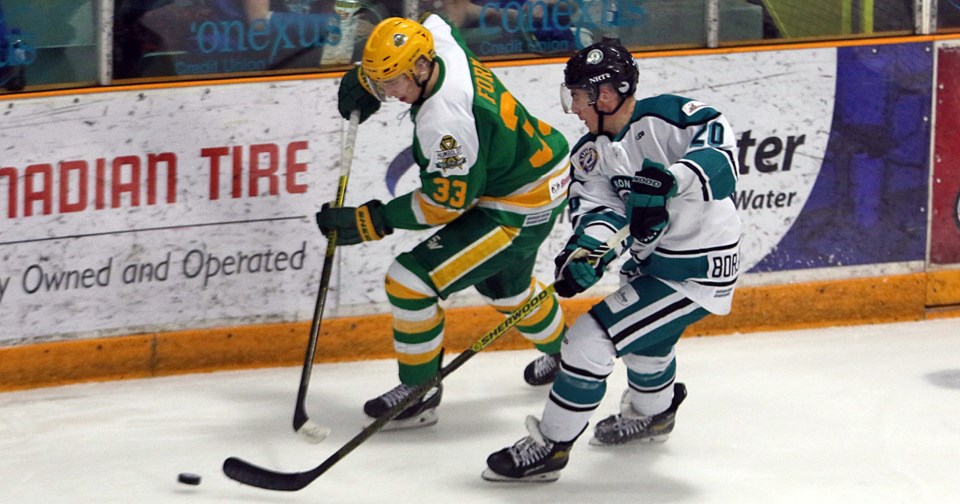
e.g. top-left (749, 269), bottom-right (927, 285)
top-left (2, 318), bottom-right (959, 503)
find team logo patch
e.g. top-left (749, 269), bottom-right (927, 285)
top-left (682, 100), bottom-right (708, 116)
top-left (435, 135), bottom-right (466, 171)
top-left (608, 286), bottom-right (639, 313)
top-left (549, 171), bottom-right (571, 200)
top-left (586, 49), bottom-right (604, 64)
top-left (577, 147), bottom-right (599, 173)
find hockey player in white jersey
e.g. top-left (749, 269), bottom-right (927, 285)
top-left (483, 40), bottom-right (742, 482)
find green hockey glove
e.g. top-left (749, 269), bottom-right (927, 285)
top-left (337, 66), bottom-right (381, 124)
top-left (627, 160), bottom-right (677, 244)
top-left (553, 232), bottom-right (617, 298)
top-left (315, 199), bottom-right (393, 245)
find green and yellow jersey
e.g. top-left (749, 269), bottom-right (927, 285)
top-left (382, 14), bottom-right (571, 231)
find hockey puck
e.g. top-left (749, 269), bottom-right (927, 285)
top-left (177, 473), bottom-right (201, 485)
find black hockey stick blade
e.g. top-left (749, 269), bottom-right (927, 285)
top-left (223, 456), bottom-right (323, 492)
top-left (224, 370), bottom-right (449, 491)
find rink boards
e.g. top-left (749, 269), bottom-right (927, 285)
top-left (2, 37), bottom-right (960, 389)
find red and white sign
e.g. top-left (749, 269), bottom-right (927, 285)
top-left (1, 48), bottom-right (837, 344)
top-left (932, 41), bottom-right (960, 265)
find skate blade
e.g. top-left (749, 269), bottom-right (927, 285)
top-left (481, 468), bottom-right (560, 483)
top-left (367, 410), bottom-right (438, 431)
top-left (588, 433), bottom-right (670, 446)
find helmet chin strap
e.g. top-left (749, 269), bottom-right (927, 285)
top-left (414, 60), bottom-right (437, 104)
top-left (593, 93), bottom-right (627, 135)
top-left (591, 93), bottom-right (627, 136)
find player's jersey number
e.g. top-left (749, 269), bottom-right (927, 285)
top-left (432, 178), bottom-right (468, 208)
top-left (499, 92), bottom-right (554, 169)
top-left (692, 122), bottom-right (724, 148)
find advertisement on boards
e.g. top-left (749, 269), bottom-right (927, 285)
top-left (932, 41), bottom-right (960, 265)
top-left (0, 42), bottom-right (933, 344)
top-left (750, 43), bottom-right (931, 272)
top-left (1, 80), bottom-right (348, 344)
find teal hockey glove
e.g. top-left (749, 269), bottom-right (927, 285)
top-left (627, 160), bottom-right (677, 244)
top-left (553, 233), bottom-right (617, 298)
top-left (337, 66), bottom-right (381, 124)
top-left (315, 199), bottom-right (393, 245)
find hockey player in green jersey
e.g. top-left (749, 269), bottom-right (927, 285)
top-left (317, 15), bottom-right (572, 430)
top-left (484, 40), bottom-right (742, 482)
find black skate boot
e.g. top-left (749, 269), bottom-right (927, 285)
top-left (590, 382), bottom-right (687, 446)
top-left (363, 382), bottom-right (443, 431)
top-left (523, 353), bottom-right (561, 386)
top-left (482, 416), bottom-right (573, 483)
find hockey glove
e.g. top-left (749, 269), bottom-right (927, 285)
top-left (553, 233), bottom-right (617, 298)
top-left (627, 160), bottom-right (677, 244)
top-left (315, 199), bottom-right (393, 245)
top-left (338, 66), bottom-right (381, 124)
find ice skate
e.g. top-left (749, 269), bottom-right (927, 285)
top-left (482, 415), bottom-right (572, 483)
top-left (363, 382), bottom-right (442, 431)
top-left (590, 382), bottom-right (687, 446)
top-left (523, 352), bottom-right (561, 386)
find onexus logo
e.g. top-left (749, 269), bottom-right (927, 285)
top-left (189, 12), bottom-right (341, 63)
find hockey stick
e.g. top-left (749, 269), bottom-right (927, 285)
top-left (292, 109), bottom-right (362, 444)
top-left (224, 226), bottom-right (631, 491)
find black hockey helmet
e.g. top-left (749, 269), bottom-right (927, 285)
top-left (562, 40), bottom-right (639, 112)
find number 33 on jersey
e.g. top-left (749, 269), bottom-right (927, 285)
top-left (383, 15), bottom-right (571, 231)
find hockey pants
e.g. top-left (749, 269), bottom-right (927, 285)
top-left (383, 209), bottom-right (565, 385)
top-left (539, 275), bottom-right (710, 443)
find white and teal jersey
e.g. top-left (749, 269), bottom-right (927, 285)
top-left (382, 14), bottom-right (571, 231)
top-left (569, 94), bottom-right (742, 314)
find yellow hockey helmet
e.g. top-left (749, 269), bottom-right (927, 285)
top-left (362, 17), bottom-right (435, 84)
